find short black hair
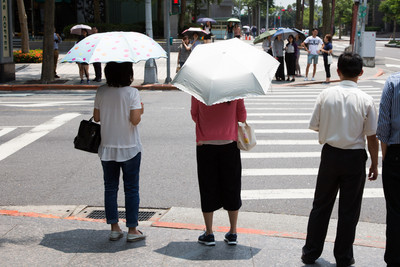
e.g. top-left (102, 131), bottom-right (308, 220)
top-left (105, 62), bottom-right (133, 87)
top-left (337, 53), bottom-right (363, 78)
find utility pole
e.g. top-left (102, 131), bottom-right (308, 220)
top-left (144, 0), bottom-right (159, 84)
top-left (165, 0), bottom-right (171, 83)
top-left (350, 0), bottom-right (360, 52)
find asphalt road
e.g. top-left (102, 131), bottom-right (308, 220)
top-left (0, 79), bottom-right (388, 224)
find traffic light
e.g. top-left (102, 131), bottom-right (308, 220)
top-left (281, 9), bottom-right (285, 11)
top-left (171, 0), bottom-right (181, 15)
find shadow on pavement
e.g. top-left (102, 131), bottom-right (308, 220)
top-left (39, 229), bottom-right (145, 253)
top-left (154, 241), bottom-right (261, 261)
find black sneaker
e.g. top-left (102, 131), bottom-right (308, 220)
top-left (224, 232), bottom-right (238, 245)
top-left (198, 232), bottom-right (215, 246)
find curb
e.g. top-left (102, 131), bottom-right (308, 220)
top-left (0, 83), bottom-right (178, 91)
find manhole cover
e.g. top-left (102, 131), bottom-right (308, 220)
top-left (87, 210), bottom-right (156, 221)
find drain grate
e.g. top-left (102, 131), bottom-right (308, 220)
top-left (87, 210), bottom-right (156, 221)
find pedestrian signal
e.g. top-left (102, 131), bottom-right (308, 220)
top-left (171, 0), bottom-right (181, 15)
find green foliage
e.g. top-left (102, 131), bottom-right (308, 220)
top-left (13, 49), bottom-right (43, 63)
top-left (365, 26), bottom-right (381, 32)
top-left (379, 0), bottom-right (400, 23)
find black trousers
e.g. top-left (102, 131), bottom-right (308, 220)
top-left (285, 52), bottom-right (296, 76)
top-left (93, 62), bottom-right (102, 79)
top-left (196, 142), bottom-right (242, 212)
top-left (323, 54), bottom-right (331, 78)
top-left (303, 144), bottom-right (367, 265)
top-left (383, 145), bottom-right (400, 266)
top-left (275, 56), bottom-right (285, 80)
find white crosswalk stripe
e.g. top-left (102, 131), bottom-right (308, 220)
top-left (241, 83), bottom-right (384, 200)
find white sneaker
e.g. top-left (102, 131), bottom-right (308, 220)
top-left (304, 77), bottom-right (308, 81)
top-left (311, 77), bottom-right (315, 81)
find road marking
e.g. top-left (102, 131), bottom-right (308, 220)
top-left (246, 107), bottom-right (313, 111)
top-left (243, 167), bottom-right (382, 176)
top-left (241, 151), bottom-right (382, 158)
top-left (256, 140), bottom-right (318, 145)
top-left (255, 129), bottom-right (314, 133)
top-left (0, 113), bottom-right (80, 162)
top-left (375, 80), bottom-right (386, 85)
top-left (241, 188), bottom-right (384, 200)
top-left (247, 113), bottom-right (311, 116)
top-left (0, 101), bottom-right (93, 107)
top-left (385, 57), bottom-right (400, 62)
top-left (247, 120), bottom-right (309, 124)
top-left (0, 128), bottom-right (16, 137)
top-left (385, 64), bottom-right (400, 68)
top-left (241, 152), bottom-right (321, 158)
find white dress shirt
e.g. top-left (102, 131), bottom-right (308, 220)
top-left (309, 80), bottom-right (377, 149)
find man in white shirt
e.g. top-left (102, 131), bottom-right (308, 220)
top-left (302, 53), bottom-right (379, 267)
top-left (302, 28), bottom-right (323, 81)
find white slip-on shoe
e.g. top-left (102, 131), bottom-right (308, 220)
top-left (109, 231), bottom-right (123, 241)
top-left (127, 230), bottom-right (146, 242)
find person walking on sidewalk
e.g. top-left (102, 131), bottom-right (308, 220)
top-left (91, 26), bottom-right (102, 82)
top-left (302, 28), bottom-right (323, 81)
top-left (191, 97), bottom-right (247, 246)
top-left (54, 28), bottom-right (62, 78)
top-left (262, 35), bottom-right (273, 56)
top-left (273, 34), bottom-right (285, 81)
top-left (302, 53), bottom-right (379, 267)
top-left (93, 62), bottom-right (145, 243)
top-left (321, 34), bottom-right (333, 84)
top-left (295, 34), bottom-right (302, 77)
top-left (376, 72), bottom-right (400, 267)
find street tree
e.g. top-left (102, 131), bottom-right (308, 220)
top-left (379, 0), bottom-right (400, 41)
top-left (16, 0), bottom-right (29, 53)
top-left (333, 0), bottom-right (352, 39)
top-left (40, 0), bottom-right (55, 83)
top-left (321, 0), bottom-right (331, 36)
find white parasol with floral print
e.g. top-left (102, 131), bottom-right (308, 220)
top-left (61, 31), bottom-right (167, 64)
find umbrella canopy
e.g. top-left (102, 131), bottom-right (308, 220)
top-left (70, 24), bottom-right (92, 35)
top-left (242, 26), bottom-right (250, 29)
top-left (172, 38), bottom-right (280, 106)
top-left (182, 27), bottom-right (208, 37)
top-left (272, 28), bottom-right (297, 40)
top-left (196, 17), bottom-right (216, 24)
top-left (291, 28), bottom-right (306, 40)
top-left (253, 30), bottom-right (277, 44)
top-left (227, 18), bottom-right (241, 23)
top-left (61, 31), bottom-right (167, 64)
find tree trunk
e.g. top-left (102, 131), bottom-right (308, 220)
top-left (93, 0), bottom-right (101, 23)
top-left (322, 0), bottom-right (330, 36)
top-left (295, 0), bottom-right (302, 30)
top-left (179, 0), bottom-right (187, 34)
top-left (41, 0), bottom-right (55, 83)
top-left (330, 0), bottom-right (335, 35)
top-left (16, 0), bottom-right (29, 53)
top-left (309, 0), bottom-right (314, 33)
top-left (338, 12), bottom-right (342, 39)
top-left (393, 20), bottom-right (397, 41)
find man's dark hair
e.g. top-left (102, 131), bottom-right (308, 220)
top-left (337, 53), bottom-right (363, 78)
top-left (105, 62), bottom-right (133, 87)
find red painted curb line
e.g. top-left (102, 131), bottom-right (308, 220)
top-left (0, 210), bottom-right (386, 249)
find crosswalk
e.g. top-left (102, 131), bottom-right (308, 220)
top-left (240, 82), bottom-right (385, 200)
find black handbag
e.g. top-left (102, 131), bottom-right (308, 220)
top-left (74, 117), bottom-right (101, 153)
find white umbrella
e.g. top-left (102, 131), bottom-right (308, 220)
top-left (172, 38), bottom-right (280, 106)
top-left (61, 31), bottom-right (167, 64)
top-left (70, 24), bottom-right (92, 35)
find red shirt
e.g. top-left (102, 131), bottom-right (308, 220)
top-left (191, 97), bottom-right (247, 143)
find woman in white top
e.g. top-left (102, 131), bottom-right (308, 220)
top-left (93, 62), bottom-right (145, 242)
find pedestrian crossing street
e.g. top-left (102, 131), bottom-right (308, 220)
top-left (240, 82), bottom-right (385, 200)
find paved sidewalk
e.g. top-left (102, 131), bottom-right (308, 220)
top-left (0, 206), bottom-right (386, 266)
